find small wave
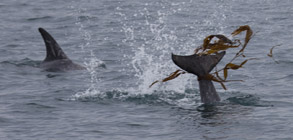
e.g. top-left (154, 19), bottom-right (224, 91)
top-left (278, 74), bottom-right (293, 80)
top-left (27, 16), bottom-right (52, 21)
top-left (77, 15), bottom-right (99, 22)
top-left (0, 117), bottom-right (11, 124)
top-left (4, 44), bottom-right (19, 48)
top-left (46, 74), bottom-right (62, 78)
top-left (26, 103), bottom-right (56, 109)
top-left (226, 94), bottom-right (273, 107)
top-left (1, 58), bottom-right (41, 68)
top-left (276, 59), bottom-right (293, 64)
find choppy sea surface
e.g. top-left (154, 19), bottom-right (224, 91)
top-left (0, 0), bottom-right (293, 139)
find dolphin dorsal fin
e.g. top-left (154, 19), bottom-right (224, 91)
top-left (171, 51), bottom-right (226, 77)
top-left (38, 28), bottom-right (69, 62)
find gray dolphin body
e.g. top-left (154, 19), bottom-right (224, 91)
top-left (38, 28), bottom-right (85, 72)
top-left (171, 51), bottom-right (226, 104)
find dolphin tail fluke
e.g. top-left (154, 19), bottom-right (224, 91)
top-left (38, 28), bottom-right (69, 62)
top-left (171, 51), bottom-right (225, 104)
top-left (171, 51), bottom-right (226, 77)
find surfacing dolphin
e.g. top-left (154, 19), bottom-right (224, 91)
top-left (171, 51), bottom-right (226, 104)
top-left (38, 28), bottom-right (85, 72)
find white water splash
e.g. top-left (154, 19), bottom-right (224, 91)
top-left (118, 2), bottom-right (194, 95)
top-left (70, 4), bottom-right (105, 99)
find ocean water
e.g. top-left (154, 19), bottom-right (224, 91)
top-left (0, 0), bottom-right (293, 139)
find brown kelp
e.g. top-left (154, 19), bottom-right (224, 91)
top-left (267, 44), bottom-right (282, 64)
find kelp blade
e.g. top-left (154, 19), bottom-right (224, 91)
top-left (231, 25), bottom-right (253, 52)
top-left (149, 70), bottom-right (186, 87)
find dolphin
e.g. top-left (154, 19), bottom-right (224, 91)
top-left (38, 28), bottom-right (85, 72)
top-left (171, 51), bottom-right (226, 104)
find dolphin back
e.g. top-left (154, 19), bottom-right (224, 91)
top-left (38, 28), bottom-right (69, 62)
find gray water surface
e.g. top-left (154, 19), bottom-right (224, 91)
top-left (0, 0), bottom-right (293, 140)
